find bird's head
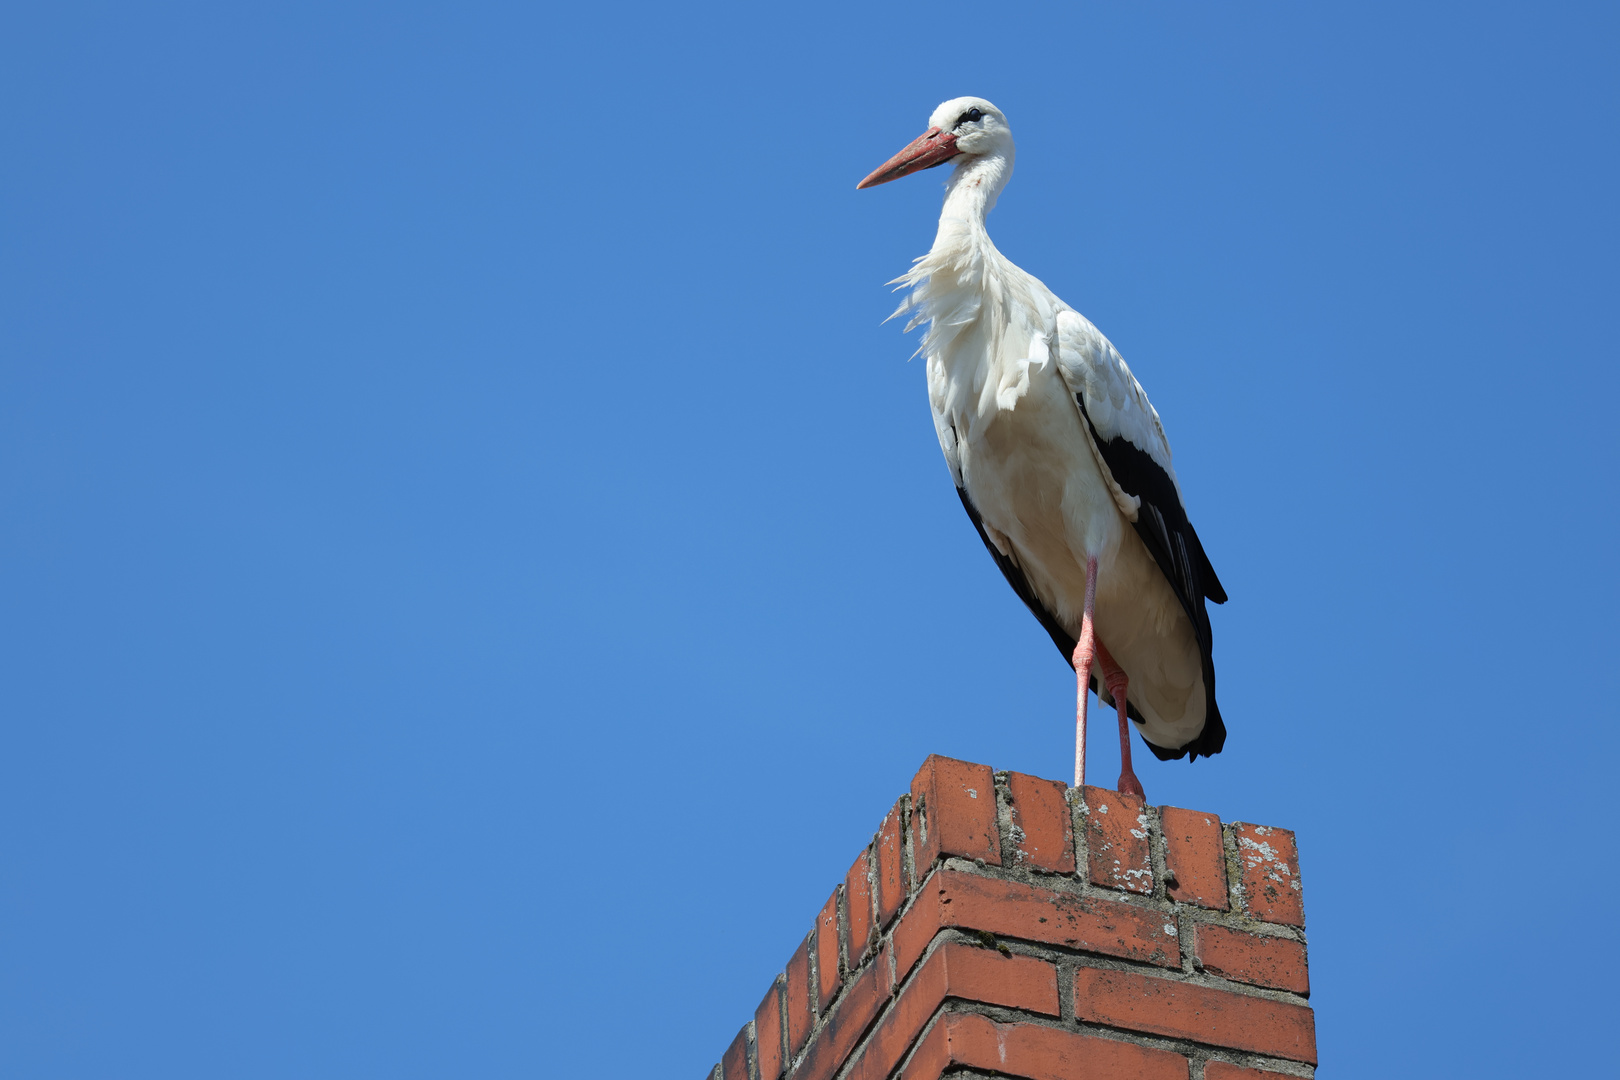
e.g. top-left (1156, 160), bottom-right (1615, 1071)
top-left (856, 97), bottom-right (1011, 190)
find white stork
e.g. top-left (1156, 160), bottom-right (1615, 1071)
top-left (858, 97), bottom-right (1227, 798)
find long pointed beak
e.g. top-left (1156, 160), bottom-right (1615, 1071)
top-left (856, 127), bottom-right (961, 189)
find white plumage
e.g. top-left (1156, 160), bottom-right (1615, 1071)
top-left (861, 97), bottom-right (1227, 792)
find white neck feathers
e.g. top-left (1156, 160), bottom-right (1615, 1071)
top-left (889, 151), bottom-right (1026, 359)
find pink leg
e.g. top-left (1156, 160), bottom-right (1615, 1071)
top-left (1095, 640), bottom-right (1144, 801)
top-left (1071, 556), bottom-right (1098, 789)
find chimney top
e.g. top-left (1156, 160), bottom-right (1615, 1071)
top-left (705, 754), bottom-right (1314, 1080)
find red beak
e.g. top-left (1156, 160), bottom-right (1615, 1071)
top-left (856, 127), bottom-right (961, 189)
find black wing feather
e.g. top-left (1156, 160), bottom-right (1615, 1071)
top-left (1074, 395), bottom-right (1226, 761)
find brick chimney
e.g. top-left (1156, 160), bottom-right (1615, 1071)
top-left (705, 754), bottom-right (1314, 1080)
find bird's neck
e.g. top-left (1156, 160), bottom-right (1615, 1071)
top-left (888, 150), bottom-right (1023, 360)
top-left (931, 152), bottom-right (1011, 262)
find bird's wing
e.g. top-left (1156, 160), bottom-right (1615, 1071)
top-left (1053, 308), bottom-right (1227, 760)
top-left (1053, 309), bottom-right (1226, 605)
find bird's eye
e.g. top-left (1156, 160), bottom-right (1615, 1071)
top-left (957, 107), bottom-right (984, 128)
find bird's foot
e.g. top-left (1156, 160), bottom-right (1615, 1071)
top-left (1116, 770), bottom-right (1145, 801)
top-left (1095, 638), bottom-right (1142, 801)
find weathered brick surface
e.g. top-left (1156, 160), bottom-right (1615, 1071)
top-left (1204, 1063), bottom-right (1299, 1080)
top-left (875, 800), bottom-right (906, 928)
top-left (1231, 823), bottom-right (1304, 926)
top-left (902, 1013), bottom-right (1190, 1080)
top-left (815, 891), bottom-right (841, 1012)
top-left (1074, 966), bottom-right (1317, 1064)
top-left (1160, 805), bottom-right (1228, 909)
top-left (889, 1015), bottom-right (951, 1080)
top-left (893, 870), bottom-right (1180, 981)
top-left (844, 849), bottom-right (875, 964)
top-left (929, 942), bottom-right (1060, 1017)
top-left (754, 980), bottom-right (784, 1080)
top-left (910, 755), bottom-right (999, 872)
top-left (1007, 771), bottom-right (1074, 873)
top-left (791, 960), bottom-right (886, 1080)
top-left (1081, 786), bottom-right (1153, 894)
top-left (1194, 923), bottom-right (1310, 995)
top-left (844, 943), bottom-right (1058, 1080)
top-left (875, 938), bottom-right (896, 997)
top-left (707, 758), bottom-right (1314, 1080)
top-left (720, 1026), bottom-right (749, 1080)
top-left (785, 935), bottom-right (813, 1058)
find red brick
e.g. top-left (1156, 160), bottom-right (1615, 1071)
top-left (910, 755), bottom-right (999, 874)
top-left (815, 890), bottom-right (841, 1012)
top-left (720, 1025), bottom-right (748, 1080)
top-left (1007, 771), bottom-right (1074, 873)
top-left (941, 941), bottom-right (1060, 1014)
top-left (900, 1013), bottom-right (1189, 1080)
top-left (785, 935), bottom-right (813, 1058)
top-left (875, 800), bottom-right (906, 928)
top-left (1204, 1063), bottom-right (1298, 1080)
top-left (875, 937), bottom-right (895, 998)
top-left (844, 849), bottom-right (875, 964)
top-left (1231, 823), bottom-right (1304, 926)
top-left (891, 870), bottom-right (1179, 986)
top-left (1081, 786), bottom-right (1152, 894)
top-left (753, 979), bottom-right (784, 1080)
top-left (1194, 923), bottom-right (1309, 995)
top-left (1160, 805), bottom-right (1228, 909)
top-left (844, 943), bottom-right (1058, 1080)
top-left (790, 959), bottom-right (887, 1080)
top-left (893, 1013), bottom-right (952, 1080)
top-left (1073, 967), bottom-right (1317, 1064)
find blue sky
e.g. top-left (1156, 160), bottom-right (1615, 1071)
top-left (2, 2), bottom-right (1616, 1076)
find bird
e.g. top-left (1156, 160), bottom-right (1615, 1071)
top-left (857, 97), bottom-right (1227, 798)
